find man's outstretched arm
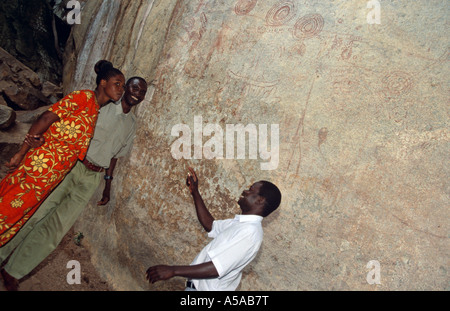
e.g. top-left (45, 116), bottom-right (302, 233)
top-left (186, 167), bottom-right (214, 232)
top-left (146, 262), bottom-right (219, 284)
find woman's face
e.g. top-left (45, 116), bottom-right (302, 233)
top-left (102, 74), bottom-right (125, 102)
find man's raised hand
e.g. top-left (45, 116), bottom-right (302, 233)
top-left (186, 167), bottom-right (198, 194)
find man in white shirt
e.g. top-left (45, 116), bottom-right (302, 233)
top-left (146, 167), bottom-right (282, 291)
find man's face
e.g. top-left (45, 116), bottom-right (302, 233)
top-left (123, 78), bottom-right (148, 106)
top-left (238, 182), bottom-right (263, 213)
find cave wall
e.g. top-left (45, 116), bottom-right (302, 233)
top-left (0, 0), bottom-right (71, 84)
top-left (69, 0), bottom-right (449, 290)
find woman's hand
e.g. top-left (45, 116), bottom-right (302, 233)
top-left (24, 134), bottom-right (45, 149)
top-left (5, 152), bottom-right (26, 173)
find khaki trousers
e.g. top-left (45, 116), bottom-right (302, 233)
top-left (0, 161), bottom-right (102, 279)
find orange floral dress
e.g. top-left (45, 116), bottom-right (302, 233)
top-left (0, 90), bottom-right (99, 247)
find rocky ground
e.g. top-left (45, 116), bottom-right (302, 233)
top-left (0, 227), bottom-right (111, 291)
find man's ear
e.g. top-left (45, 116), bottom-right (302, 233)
top-left (256, 196), bottom-right (265, 207)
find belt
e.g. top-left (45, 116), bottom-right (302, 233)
top-left (186, 280), bottom-right (196, 289)
top-left (81, 158), bottom-right (104, 172)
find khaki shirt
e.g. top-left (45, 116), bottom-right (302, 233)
top-left (85, 102), bottom-right (136, 168)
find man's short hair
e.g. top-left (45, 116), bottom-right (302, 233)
top-left (258, 181), bottom-right (281, 217)
top-left (126, 76), bottom-right (147, 87)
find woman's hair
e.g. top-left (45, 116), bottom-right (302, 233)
top-left (94, 60), bottom-right (123, 86)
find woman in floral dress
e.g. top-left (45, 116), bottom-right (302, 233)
top-left (0, 60), bottom-right (125, 247)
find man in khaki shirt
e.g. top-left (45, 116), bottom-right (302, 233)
top-left (0, 77), bottom-right (148, 290)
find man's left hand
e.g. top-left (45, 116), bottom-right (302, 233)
top-left (97, 195), bottom-right (110, 206)
top-left (146, 265), bottom-right (175, 284)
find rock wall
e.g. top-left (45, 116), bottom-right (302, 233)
top-left (70, 0), bottom-right (449, 290)
top-left (0, 0), bottom-right (70, 84)
top-left (0, 47), bottom-right (63, 179)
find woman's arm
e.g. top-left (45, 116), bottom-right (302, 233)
top-left (5, 111), bottom-right (59, 172)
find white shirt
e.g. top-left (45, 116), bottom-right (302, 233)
top-left (191, 214), bottom-right (264, 291)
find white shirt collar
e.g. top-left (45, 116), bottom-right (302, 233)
top-left (234, 214), bottom-right (263, 223)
